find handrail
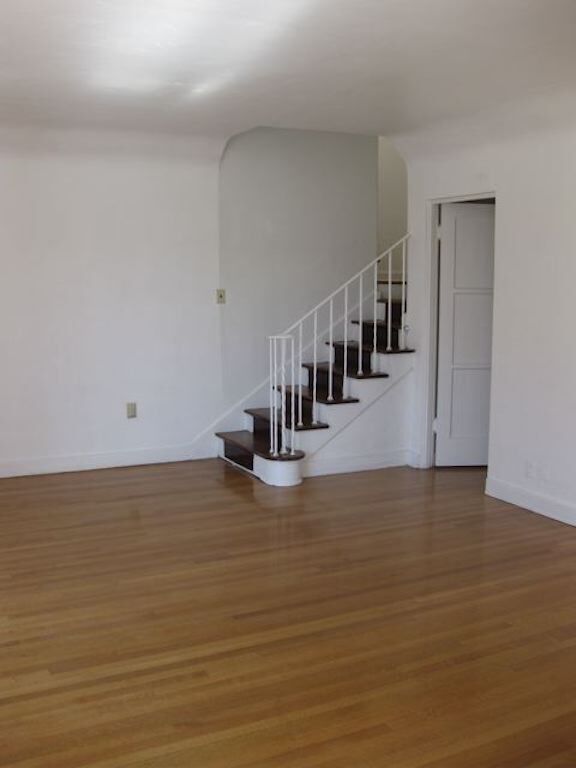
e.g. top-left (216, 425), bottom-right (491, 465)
top-left (283, 234), bottom-right (410, 334)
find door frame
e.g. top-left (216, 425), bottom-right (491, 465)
top-left (424, 192), bottom-right (497, 468)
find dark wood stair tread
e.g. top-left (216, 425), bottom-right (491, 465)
top-left (377, 279), bottom-right (406, 285)
top-left (245, 408), bottom-right (330, 431)
top-left (281, 385), bottom-right (359, 406)
top-left (352, 318), bottom-right (403, 330)
top-left (302, 362), bottom-right (389, 380)
top-left (331, 340), bottom-right (415, 355)
top-left (216, 430), bottom-right (304, 461)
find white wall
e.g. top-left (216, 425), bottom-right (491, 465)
top-left (0, 128), bottom-right (225, 476)
top-left (378, 136), bottom-right (407, 252)
top-left (0, 125), bottom-right (381, 477)
top-left (395, 104), bottom-right (576, 526)
top-left (220, 128), bottom-right (378, 402)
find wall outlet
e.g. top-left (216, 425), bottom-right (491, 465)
top-left (126, 402), bottom-right (138, 419)
top-left (216, 288), bottom-right (226, 304)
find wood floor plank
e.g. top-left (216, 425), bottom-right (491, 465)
top-left (1, 462), bottom-right (576, 766)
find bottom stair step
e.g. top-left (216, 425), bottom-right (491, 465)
top-left (216, 430), bottom-right (305, 462)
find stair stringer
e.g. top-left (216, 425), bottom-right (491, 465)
top-left (295, 354), bottom-right (416, 478)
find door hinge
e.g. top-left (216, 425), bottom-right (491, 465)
top-left (436, 226), bottom-right (442, 241)
top-left (432, 417), bottom-right (439, 434)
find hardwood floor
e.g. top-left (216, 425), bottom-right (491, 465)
top-left (1, 462), bottom-right (576, 767)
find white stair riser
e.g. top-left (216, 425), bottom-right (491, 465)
top-left (255, 456), bottom-right (302, 486)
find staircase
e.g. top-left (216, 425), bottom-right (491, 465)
top-left (216, 235), bottom-right (414, 486)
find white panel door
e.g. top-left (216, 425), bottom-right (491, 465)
top-left (436, 203), bottom-right (495, 466)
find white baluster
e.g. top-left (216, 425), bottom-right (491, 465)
top-left (358, 273), bottom-right (364, 375)
top-left (290, 336), bottom-right (296, 455)
top-left (343, 284), bottom-right (349, 398)
top-left (387, 250), bottom-right (393, 352)
top-left (269, 337), bottom-right (275, 455)
top-left (280, 337), bottom-right (288, 454)
top-left (401, 239), bottom-right (407, 350)
top-left (298, 322), bottom-right (304, 426)
top-left (372, 262), bottom-right (378, 373)
top-left (272, 338), bottom-right (278, 456)
top-left (328, 298), bottom-right (334, 401)
top-left (312, 311), bottom-right (318, 424)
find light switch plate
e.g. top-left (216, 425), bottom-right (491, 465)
top-left (126, 402), bottom-right (137, 419)
top-left (216, 288), bottom-right (226, 304)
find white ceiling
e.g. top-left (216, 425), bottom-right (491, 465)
top-left (1, 0), bottom-right (576, 138)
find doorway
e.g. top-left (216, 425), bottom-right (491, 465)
top-left (433, 199), bottom-right (495, 466)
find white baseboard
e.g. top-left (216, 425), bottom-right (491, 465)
top-left (303, 449), bottom-right (410, 479)
top-left (486, 476), bottom-right (576, 528)
top-left (0, 441), bottom-right (219, 479)
top-left (406, 450), bottom-right (427, 469)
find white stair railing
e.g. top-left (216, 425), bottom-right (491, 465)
top-left (269, 234), bottom-right (410, 456)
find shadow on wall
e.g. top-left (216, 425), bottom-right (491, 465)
top-left (379, 136), bottom-right (408, 260)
